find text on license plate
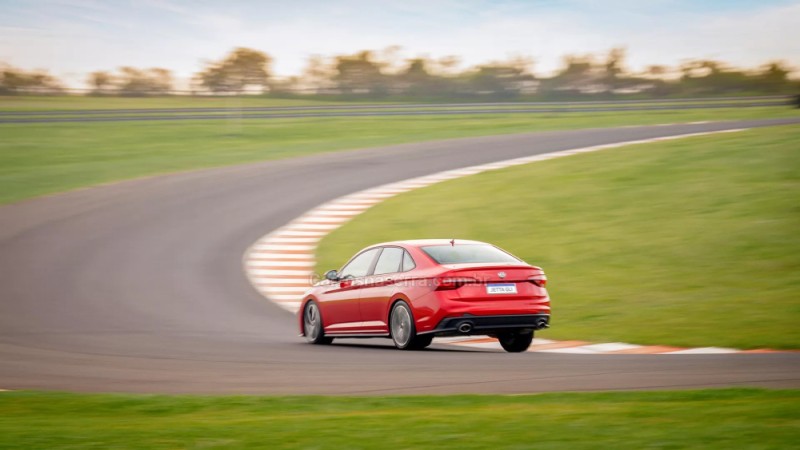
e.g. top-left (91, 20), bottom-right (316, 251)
top-left (486, 283), bottom-right (517, 294)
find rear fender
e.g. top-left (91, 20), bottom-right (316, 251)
top-left (387, 293), bottom-right (413, 329)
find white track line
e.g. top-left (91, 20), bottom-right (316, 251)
top-left (266, 237), bottom-right (322, 243)
top-left (247, 261), bottom-right (315, 268)
top-left (581, 343), bottom-right (642, 353)
top-left (666, 347), bottom-right (739, 354)
top-left (249, 253), bottom-right (315, 260)
top-left (249, 269), bottom-right (311, 276)
top-left (283, 224), bottom-right (341, 230)
top-left (274, 231), bottom-right (329, 237)
top-left (242, 126), bottom-right (780, 354)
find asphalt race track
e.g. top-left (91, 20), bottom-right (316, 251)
top-left (1, 118), bottom-right (798, 395)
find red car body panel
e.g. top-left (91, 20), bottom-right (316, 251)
top-left (298, 239), bottom-right (551, 339)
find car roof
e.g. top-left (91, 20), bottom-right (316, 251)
top-left (370, 239), bottom-right (489, 248)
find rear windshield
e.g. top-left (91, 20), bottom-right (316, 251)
top-left (421, 244), bottom-right (521, 265)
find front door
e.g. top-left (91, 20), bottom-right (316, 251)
top-left (320, 248), bottom-right (380, 334)
top-left (358, 246), bottom-right (404, 333)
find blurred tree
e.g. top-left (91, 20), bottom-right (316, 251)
top-left (197, 48), bottom-right (272, 94)
top-left (149, 68), bottom-right (173, 93)
top-left (679, 60), bottom-right (756, 95)
top-left (88, 71), bottom-right (114, 95)
top-left (374, 45), bottom-right (404, 75)
top-left (540, 54), bottom-right (597, 96)
top-left (429, 55), bottom-right (462, 76)
top-left (268, 75), bottom-right (301, 95)
top-left (758, 61), bottom-right (791, 93)
top-left (0, 65), bottom-right (62, 94)
top-left (6, 47), bottom-right (798, 99)
top-left (602, 47), bottom-right (626, 91)
top-left (680, 59), bottom-right (717, 79)
top-left (398, 58), bottom-right (437, 96)
top-left (645, 65), bottom-right (668, 78)
top-left (640, 65), bottom-right (673, 96)
top-left (467, 57), bottom-right (537, 98)
top-left (297, 55), bottom-right (337, 94)
top-left (334, 51), bottom-right (387, 96)
top-left (116, 67), bottom-right (173, 96)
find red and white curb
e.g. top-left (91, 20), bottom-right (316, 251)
top-left (435, 337), bottom-right (783, 354)
top-left (241, 127), bottom-right (779, 354)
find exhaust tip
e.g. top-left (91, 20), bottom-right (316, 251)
top-left (457, 322), bottom-right (473, 333)
top-left (536, 319), bottom-right (550, 330)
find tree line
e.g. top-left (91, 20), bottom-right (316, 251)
top-left (1, 47), bottom-right (797, 99)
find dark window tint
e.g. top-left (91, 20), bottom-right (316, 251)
top-left (340, 248), bottom-right (380, 278)
top-left (402, 251), bottom-right (416, 272)
top-left (422, 244), bottom-right (521, 265)
top-left (373, 247), bottom-right (404, 275)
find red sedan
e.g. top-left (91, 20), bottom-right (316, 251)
top-left (299, 239), bottom-right (550, 352)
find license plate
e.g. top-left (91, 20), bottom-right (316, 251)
top-left (486, 283), bottom-right (517, 294)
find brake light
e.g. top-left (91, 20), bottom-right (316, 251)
top-left (528, 274), bottom-right (548, 287)
top-left (435, 277), bottom-right (477, 290)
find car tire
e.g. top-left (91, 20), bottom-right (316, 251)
top-left (498, 330), bottom-right (533, 353)
top-left (408, 334), bottom-right (433, 350)
top-left (390, 301), bottom-right (427, 350)
top-left (303, 300), bottom-right (333, 345)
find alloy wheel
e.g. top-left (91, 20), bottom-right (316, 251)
top-left (391, 304), bottom-right (412, 348)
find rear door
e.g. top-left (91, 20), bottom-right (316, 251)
top-left (319, 248), bottom-right (380, 334)
top-left (358, 246), bottom-right (405, 333)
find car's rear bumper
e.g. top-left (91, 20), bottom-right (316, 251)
top-left (420, 313), bottom-right (550, 336)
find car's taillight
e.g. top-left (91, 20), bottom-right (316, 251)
top-left (528, 274), bottom-right (548, 287)
top-left (435, 277), bottom-right (477, 290)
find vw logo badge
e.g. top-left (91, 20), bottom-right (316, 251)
top-left (498, 271), bottom-right (506, 279)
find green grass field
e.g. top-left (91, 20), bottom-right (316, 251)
top-left (0, 389), bottom-right (797, 449)
top-left (0, 94), bottom-right (786, 111)
top-left (1, 100), bottom-right (786, 119)
top-left (316, 126), bottom-right (800, 349)
top-left (1, 106), bottom-right (797, 204)
top-left (0, 95), bottom-right (372, 111)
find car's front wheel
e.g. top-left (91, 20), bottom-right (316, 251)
top-left (390, 301), bottom-right (430, 350)
top-left (303, 301), bottom-right (333, 345)
top-left (498, 330), bottom-right (533, 353)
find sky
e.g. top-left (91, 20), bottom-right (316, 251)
top-left (0, 0), bottom-right (798, 88)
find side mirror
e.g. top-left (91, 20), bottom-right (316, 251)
top-left (324, 269), bottom-right (340, 281)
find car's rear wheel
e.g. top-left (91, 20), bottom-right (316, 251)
top-left (390, 301), bottom-right (429, 350)
top-left (408, 334), bottom-right (433, 350)
top-left (303, 301), bottom-right (333, 345)
top-left (498, 330), bottom-right (533, 353)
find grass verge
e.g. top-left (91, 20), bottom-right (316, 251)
top-left (0, 389), bottom-right (797, 449)
top-left (0, 94), bottom-right (785, 111)
top-left (1, 107), bottom-right (797, 204)
top-left (316, 126), bottom-right (800, 349)
top-left (0, 95), bottom-right (371, 111)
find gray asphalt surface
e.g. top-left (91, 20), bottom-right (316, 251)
top-left (0, 100), bottom-right (789, 124)
top-left (1, 118), bottom-right (798, 395)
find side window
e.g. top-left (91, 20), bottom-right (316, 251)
top-left (340, 248), bottom-right (380, 279)
top-left (402, 251), bottom-right (416, 272)
top-left (373, 247), bottom-right (404, 275)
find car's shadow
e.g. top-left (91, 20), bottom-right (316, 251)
top-left (323, 340), bottom-right (496, 353)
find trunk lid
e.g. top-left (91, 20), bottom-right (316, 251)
top-left (440, 263), bottom-right (543, 283)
